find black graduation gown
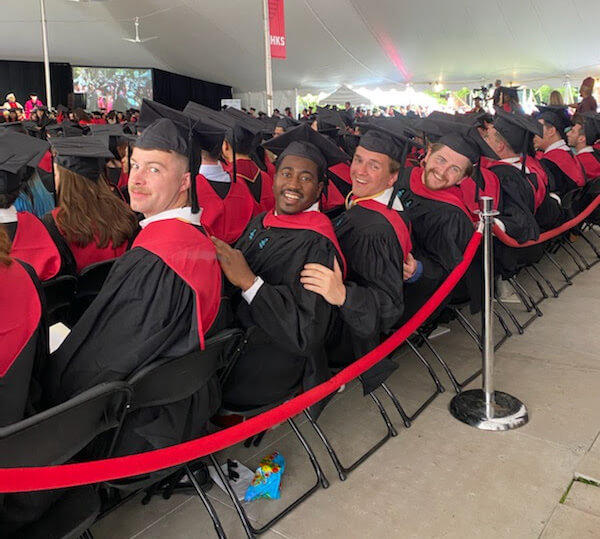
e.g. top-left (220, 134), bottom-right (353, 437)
top-left (46, 219), bottom-right (229, 456)
top-left (398, 167), bottom-right (480, 312)
top-left (329, 201), bottom-right (417, 393)
top-left (222, 211), bottom-right (339, 410)
top-left (539, 148), bottom-right (586, 197)
top-left (0, 261), bottom-right (55, 536)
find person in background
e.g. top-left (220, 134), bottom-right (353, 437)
top-left (24, 93), bottom-right (44, 120)
top-left (44, 136), bottom-right (138, 273)
top-left (549, 90), bottom-right (564, 106)
top-left (569, 77), bottom-right (598, 114)
top-left (568, 113), bottom-right (600, 180)
top-left (2, 93), bottom-right (23, 117)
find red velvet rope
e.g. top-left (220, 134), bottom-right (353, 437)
top-left (0, 231), bottom-right (483, 493)
top-left (494, 195), bottom-right (600, 248)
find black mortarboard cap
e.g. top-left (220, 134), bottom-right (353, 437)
top-left (275, 116), bottom-right (299, 131)
top-left (493, 108), bottom-right (542, 154)
top-left (88, 123), bottom-right (137, 159)
top-left (57, 104), bottom-right (69, 114)
top-left (262, 123), bottom-right (350, 180)
top-left (536, 105), bottom-right (571, 133)
top-left (51, 135), bottom-right (113, 181)
top-left (45, 122), bottom-right (88, 138)
top-left (0, 131), bottom-right (50, 194)
top-left (356, 121), bottom-right (409, 162)
top-left (138, 99), bottom-right (227, 213)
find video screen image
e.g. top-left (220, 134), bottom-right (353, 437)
top-left (72, 66), bottom-right (153, 111)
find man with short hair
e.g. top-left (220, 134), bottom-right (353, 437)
top-left (568, 113), bottom-right (600, 180)
top-left (534, 106), bottom-right (586, 196)
top-left (484, 109), bottom-right (564, 233)
top-left (48, 109), bottom-right (228, 455)
top-left (212, 125), bottom-right (347, 409)
top-left (300, 124), bottom-right (423, 391)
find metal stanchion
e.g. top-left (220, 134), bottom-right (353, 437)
top-left (449, 196), bottom-right (528, 431)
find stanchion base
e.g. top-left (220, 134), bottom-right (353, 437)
top-left (449, 390), bottom-right (528, 431)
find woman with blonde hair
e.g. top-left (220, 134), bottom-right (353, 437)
top-left (44, 136), bottom-right (139, 272)
top-left (549, 90), bottom-right (564, 105)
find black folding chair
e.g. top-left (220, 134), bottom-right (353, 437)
top-left (213, 383), bottom-right (331, 538)
top-left (68, 259), bottom-right (116, 325)
top-left (41, 275), bottom-right (78, 327)
top-left (105, 328), bottom-right (244, 539)
top-left (0, 382), bottom-right (131, 539)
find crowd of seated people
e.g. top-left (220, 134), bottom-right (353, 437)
top-left (1, 79), bottom-right (600, 534)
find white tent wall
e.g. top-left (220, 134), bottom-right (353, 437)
top-left (232, 89), bottom-right (306, 117)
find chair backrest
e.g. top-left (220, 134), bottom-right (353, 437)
top-left (77, 259), bottom-right (116, 299)
top-left (126, 328), bottom-right (244, 411)
top-left (41, 275), bottom-right (78, 326)
top-left (0, 382), bottom-right (131, 467)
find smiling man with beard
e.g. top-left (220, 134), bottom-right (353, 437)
top-left (211, 124), bottom-right (347, 409)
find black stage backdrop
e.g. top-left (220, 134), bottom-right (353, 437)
top-left (152, 69), bottom-right (232, 111)
top-left (0, 60), bottom-right (231, 111)
top-left (0, 60), bottom-right (73, 107)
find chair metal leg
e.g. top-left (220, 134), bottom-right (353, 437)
top-left (209, 418), bottom-right (329, 536)
top-left (495, 295), bottom-right (525, 334)
top-left (417, 330), bottom-right (461, 393)
top-left (304, 387), bottom-right (398, 482)
top-left (577, 229), bottom-right (600, 258)
top-left (405, 340), bottom-right (445, 393)
top-left (558, 240), bottom-right (586, 272)
top-left (523, 266), bottom-right (549, 300)
top-left (209, 454), bottom-right (254, 539)
top-left (543, 252), bottom-right (573, 286)
top-left (562, 238), bottom-right (591, 270)
top-left (509, 277), bottom-right (543, 318)
top-left (286, 417), bottom-right (329, 489)
top-left (493, 309), bottom-right (512, 351)
top-left (452, 307), bottom-right (483, 349)
top-left (530, 264), bottom-right (559, 298)
top-left (185, 463), bottom-right (227, 539)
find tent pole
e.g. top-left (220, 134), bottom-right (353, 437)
top-left (262, 0), bottom-right (274, 116)
top-left (39, 0), bottom-right (52, 109)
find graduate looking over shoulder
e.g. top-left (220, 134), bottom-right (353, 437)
top-left (298, 122), bottom-right (425, 393)
top-left (211, 124), bottom-right (347, 411)
top-left (47, 102), bottom-right (229, 455)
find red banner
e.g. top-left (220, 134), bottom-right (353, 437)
top-left (269, 0), bottom-right (286, 59)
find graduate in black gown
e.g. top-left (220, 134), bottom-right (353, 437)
top-left (534, 105), bottom-right (586, 197)
top-left (299, 122), bottom-right (428, 393)
top-left (47, 104), bottom-right (229, 455)
top-left (483, 109), bottom-right (564, 234)
top-left (394, 127), bottom-right (486, 311)
top-left (211, 124), bottom-right (347, 410)
top-left (0, 130), bottom-right (72, 282)
top-left (0, 223), bottom-right (56, 536)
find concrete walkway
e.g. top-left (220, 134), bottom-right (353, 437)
top-left (92, 238), bottom-right (600, 539)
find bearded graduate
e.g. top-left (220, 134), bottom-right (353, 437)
top-left (211, 124), bottom-right (347, 410)
top-left (47, 104), bottom-right (229, 455)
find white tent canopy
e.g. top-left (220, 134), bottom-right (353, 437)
top-left (2, 0), bottom-right (599, 94)
top-left (318, 85), bottom-right (371, 106)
